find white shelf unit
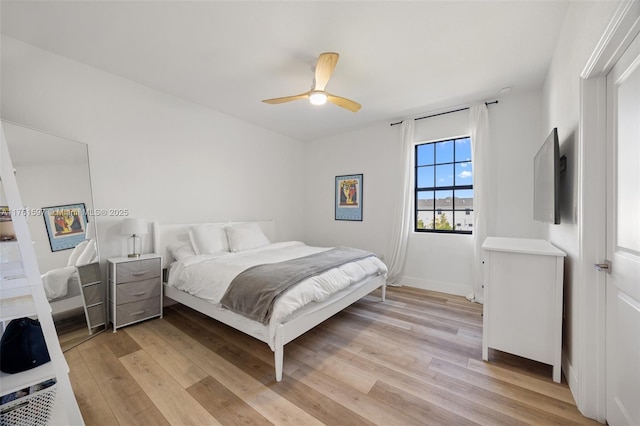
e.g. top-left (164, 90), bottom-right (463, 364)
top-left (1, 125), bottom-right (84, 424)
top-left (481, 236), bottom-right (566, 383)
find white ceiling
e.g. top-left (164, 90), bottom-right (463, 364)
top-left (0, 1), bottom-right (569, 142)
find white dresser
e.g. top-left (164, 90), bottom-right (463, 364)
top-left (481, 237), bottom-right (566, 383)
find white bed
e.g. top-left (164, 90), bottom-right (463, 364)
top-left (43, 239), bottom-right (98, 315)
top-left (152, 220), bottom-right (387, 381)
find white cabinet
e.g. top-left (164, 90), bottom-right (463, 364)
top-left (481, 237), bottom-right (566, 383)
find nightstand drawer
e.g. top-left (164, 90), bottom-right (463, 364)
top-left (115, 298), bottom-right (161, 327)
top-left (116, 258), bottom-right (161, 282)
top-left (116, 277), bottom-right (161, 304)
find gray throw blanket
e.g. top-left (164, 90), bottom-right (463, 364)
top-left (220, 246), bottom-right (375, 324)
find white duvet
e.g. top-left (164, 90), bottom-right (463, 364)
top-left (168, 241), bottom-right (388, 329)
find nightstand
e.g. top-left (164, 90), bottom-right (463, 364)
top-left (107, 254), bottom-right (162, 331)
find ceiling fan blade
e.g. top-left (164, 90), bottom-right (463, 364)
top-left (313, 52), bottom-right (339, 91)
top-left (326, 93), bottom-right (361, 112)
top-left (262, 92), bottom-right (310, 104)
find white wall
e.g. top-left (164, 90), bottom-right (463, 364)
top-left (1, 36), bottom-right (307, 262)
top-left (303, 122), bottom-right (400, 258)
top-left (305, 90), bottom-right (545, 296)
top-left (541, 0), bottom-right (621, 416)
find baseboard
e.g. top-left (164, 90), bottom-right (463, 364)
top-left (562, 347), bottom-right (580, 404)
top-left (399, 275), bottom-right (472, 297)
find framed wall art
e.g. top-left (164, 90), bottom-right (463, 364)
top-left (335, 174), bottom-right (363, 221)
top-left (42, 203), bottom-right (88, 252)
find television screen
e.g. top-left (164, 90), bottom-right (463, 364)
top-left (533, 128), bottom-right (560, 224)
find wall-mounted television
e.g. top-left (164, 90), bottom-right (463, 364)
top-left (533, 127), bottom-right (560, 224)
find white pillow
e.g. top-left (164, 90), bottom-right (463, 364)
top-left (226, 223), bottom-right (270, 252)
top-left (76, 240), bottom-right (97, 265)
top-left (67, 240), bottom-right (90, 266)
top-left (167, 241), bottom-right (196, 261)
top-left (188, 224), bottom-right (229, 255)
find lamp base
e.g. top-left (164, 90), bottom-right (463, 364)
top-left (127, 234), bottom-right (142, 258)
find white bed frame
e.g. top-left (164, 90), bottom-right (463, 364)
top-left (152, 220), bottom-right (386, 381)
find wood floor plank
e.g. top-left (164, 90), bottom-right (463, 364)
top-left (76, 331), bottom-right (169, 425)
top-left (285, 340), bottom-right (378, 394)
top-left (125, 322), bottom-right (209, 388)
top-left (187, 376), bottom-right (272, 426)
top-left (466, 357), bottom-right (576, 404)
top-left (214, 345), bottom-right (376, 426)
top-left (120, 349), bottom-right (220, 425)
top-left (320, 339), bottom-right (576, 426)
top-left (324, 310), bottom-right (473, 367)
top-left (313, 320), bottom-right (432, 368)
top-left (65, 347), bottom-right (120, 426)
top-left (367, 380), bottom-right (478, 426)
top-left (291, 364), bottom-right (426, 426)
top-left (165, 304), bottom-right (276, 367)
top-left (428, 358), bottom-right (600, 425)
top-left (61, 287), bottom-right (598, 426)
top-left (146, 318), bottom-right (324, 426)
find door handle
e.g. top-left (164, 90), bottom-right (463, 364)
top-left (594, 260), bottom-right (611, 273)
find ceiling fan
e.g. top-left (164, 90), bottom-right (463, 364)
top-left (262, 52), bottom-right (361, 112)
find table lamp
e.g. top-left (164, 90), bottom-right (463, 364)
top-left (121, 218), bottom-right (147, 258)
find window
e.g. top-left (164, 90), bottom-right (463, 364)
top-left (415, 137), bottom-right (473, 233)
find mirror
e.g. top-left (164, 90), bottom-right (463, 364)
top-left (0, 120), bottom-right (104, 343)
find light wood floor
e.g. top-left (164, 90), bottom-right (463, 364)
top-left (62, 286), bottom-right (600, 425)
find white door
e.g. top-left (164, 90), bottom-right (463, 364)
top-left (605, 30), bottom-right (640, 426)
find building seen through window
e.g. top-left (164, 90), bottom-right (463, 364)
top-left (415, 137), bottom-right (473, 234)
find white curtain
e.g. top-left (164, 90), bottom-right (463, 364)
top-left (387, 119), bottom-right (414, 285)
top-left (468, 104), bottom-right (490, 303)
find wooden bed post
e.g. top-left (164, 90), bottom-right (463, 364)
top-left (381, 282), bottom-right (386, 302)
top-left (274, 325), bottom-right (284, 382)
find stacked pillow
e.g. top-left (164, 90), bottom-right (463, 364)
top-left (168, 223), bottom-right (271, 261)
top-left (225, 223), bottom-right (270, 252)
top-left (66, 239), bottom-right (97, 266)
top-left (189, 224), bottom-right (229, 254)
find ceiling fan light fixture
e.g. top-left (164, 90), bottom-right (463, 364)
top-left (309, 91), bottom-right (327, 106)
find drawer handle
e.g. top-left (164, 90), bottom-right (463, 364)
top-left (132, 270), bottom-right (150, 276)
top-left (131, 291), bottom-right (147, 296)
top-left (130, 310), bottom-right (146, 316)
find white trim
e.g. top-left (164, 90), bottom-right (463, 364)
top-left (399, 275), bottom-right (472, 297)
top-left (581, 0), bottom-right (640, 79)
top-left (577, 0), bottom-right (639, 421)
top-left (576, 76), bottom-right (608, 421)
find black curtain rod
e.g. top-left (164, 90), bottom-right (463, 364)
top-left (390, 100), bottom-right (499, 127)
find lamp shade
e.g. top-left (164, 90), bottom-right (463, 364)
top-left (120, 218), bottom-right (147, 236)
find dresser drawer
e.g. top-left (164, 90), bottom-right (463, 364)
top-left (116, 277), bottom-right (161, 304)
top-left (116, 258), bottom-right (161, 283)
top-left (82, 281), bottom-right (105, 306)
top-left (87, 303), bottom-right (106, 327)
top-left (115, 298), bottom-right (161, 327)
